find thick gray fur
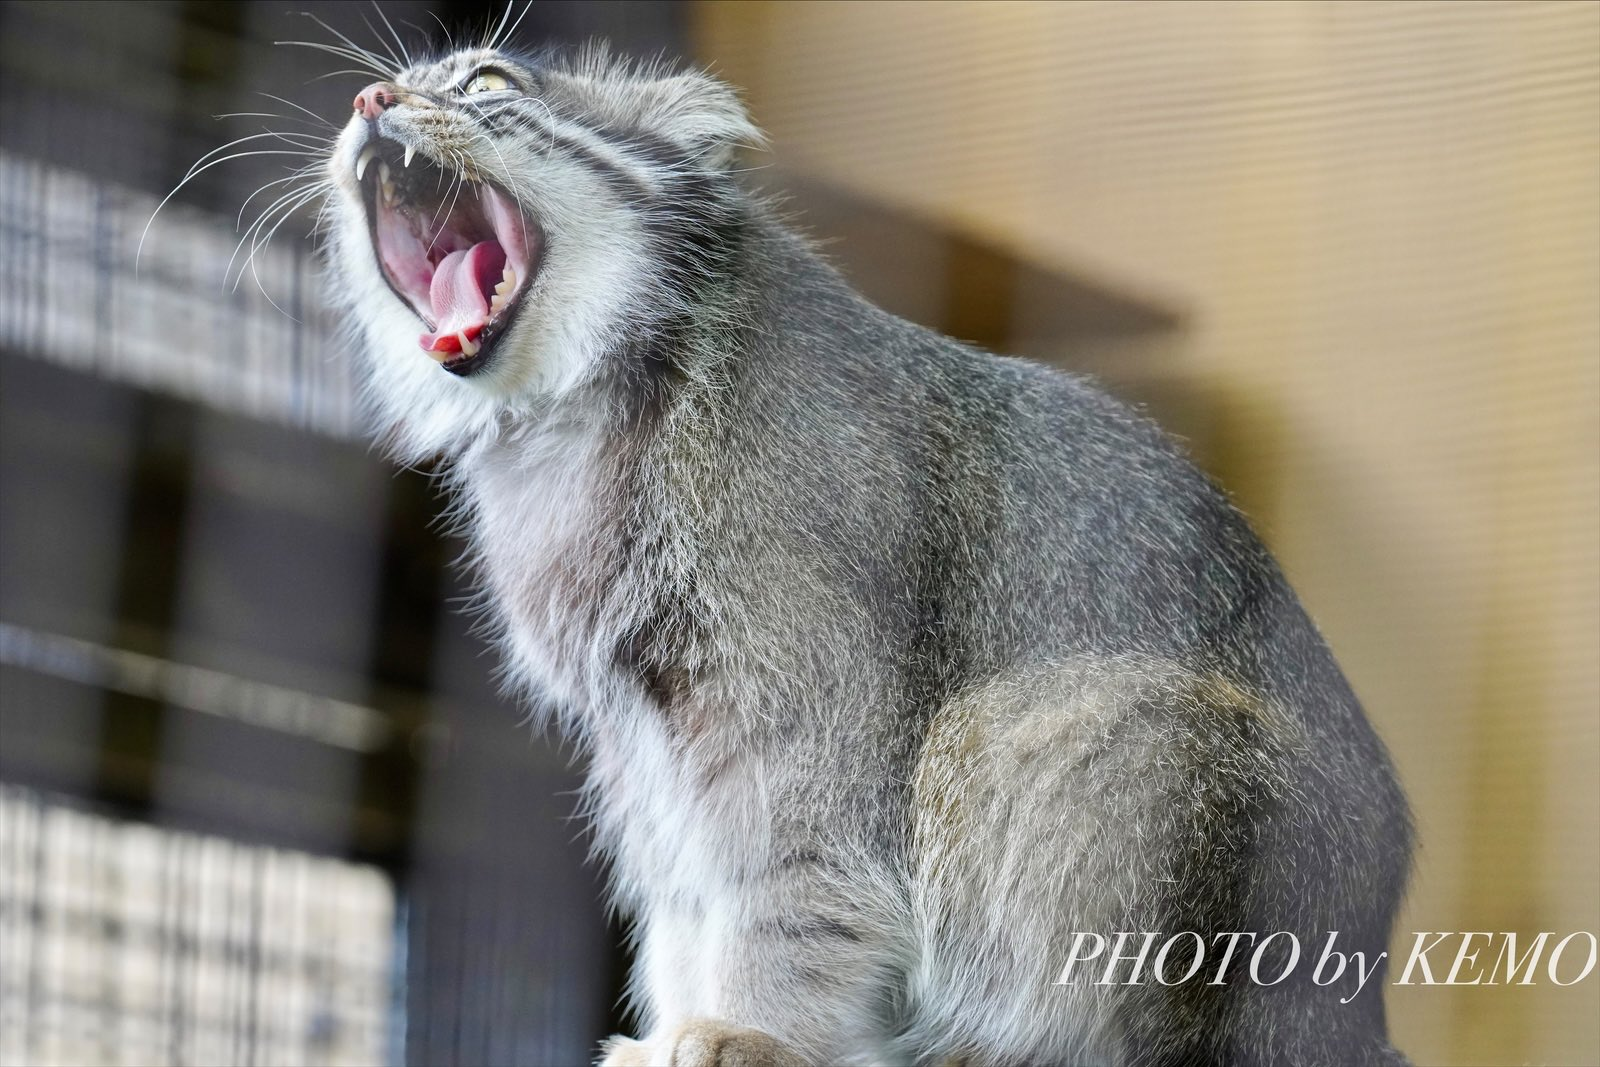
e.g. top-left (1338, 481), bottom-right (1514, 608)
top-left (315, 40), bottom-right (1413, 1067)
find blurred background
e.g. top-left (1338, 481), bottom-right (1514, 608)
top-left (0, 2), bottom-right (1594, 1065)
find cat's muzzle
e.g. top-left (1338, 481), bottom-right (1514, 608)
top-left (356, 135), bottom-right (541, 377)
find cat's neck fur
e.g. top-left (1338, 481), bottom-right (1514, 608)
top-left (453, 208), bottom-right (800, 747)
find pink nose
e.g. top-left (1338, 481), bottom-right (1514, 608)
top-left (353, 82), bottom-right (398, 120)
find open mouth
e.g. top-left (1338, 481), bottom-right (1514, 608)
top-left (358, 136), bottom-right (540, 376)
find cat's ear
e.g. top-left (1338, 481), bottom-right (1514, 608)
top-left (644, 72), bottom-right (765, 171)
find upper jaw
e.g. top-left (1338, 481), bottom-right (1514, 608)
top-left (352, 132), bottom-right (542, 378)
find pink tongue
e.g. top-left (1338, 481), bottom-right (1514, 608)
top-left (419, 241), bottom-right (507, 353)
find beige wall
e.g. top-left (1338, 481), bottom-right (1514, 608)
top-left (694, 2), bottom-right (1600, 1063)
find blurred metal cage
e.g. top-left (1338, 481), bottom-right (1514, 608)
top-left (0, 785), bottom-right (397, 1067)
top-left (0, 145), bottom-right (621, 1061)
top-left (0, 4), bottom-right (663, 1063)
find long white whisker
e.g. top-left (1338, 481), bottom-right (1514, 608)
top-left (138, 149), bottom-right (321, 271)
top-left (248, 253), bottom-right (300, 322)
top-left (257, 92), bottom-right (341, 129)
top-left (231, 180), bottom-right (323, 273)
top-left (226, 198), bottom-right (304, 293)
top-left (306, 68), bottom-right (387, 84)
top-left (426, 11), bottom-right (457, 54)
top-left (249, 190), bottom-right (323, 277)
top-left (490, 0), bottom-right (532, 52)
top-left (296, 12), bottom-right (397, 78)
top-left (360, 13), bottom-right (404, 73)
top-left (272, 132), bottom-right (331, 149)
top-left (371, 1), bottom-right (414, 71)
top-left (466, 98), bottom-right (532, 257)
top-left (310, 194), bottom-right (340, 239)
top-left (274, 39), bottom-right (389, 79)
top-left (253, 129), bottom-right (332, 154)
top-left (230, 184), bottom-right (326, 294)
top-left (214, 112), bottom-right (334, 135)
top-left (179, 131), bottom-right (314, 183)
top-left (482, 1), bottom-right (511, 50)
top-left (235, 164), bottom-right (324, 228)
top-left (424, 156), bottom-right (470, 258)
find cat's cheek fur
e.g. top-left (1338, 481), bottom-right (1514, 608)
top-left (495, 178), bottom-right (658, 397)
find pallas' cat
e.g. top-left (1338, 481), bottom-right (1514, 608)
top-left (296, 31), bottom-right (1412, 1067)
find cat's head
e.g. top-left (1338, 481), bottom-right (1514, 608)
top-left (323, 45), bottom-right (759, 458)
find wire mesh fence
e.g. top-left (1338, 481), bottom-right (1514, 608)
top-left (0, 784), bottom-right (399, 1067)
top-left (0, 151), bottom-right (359, 440)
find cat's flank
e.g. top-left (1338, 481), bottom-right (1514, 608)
top-left (313, 39), bottom-right (1411, 1067)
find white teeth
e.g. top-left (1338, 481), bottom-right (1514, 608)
top-left (381, 178), bottom-right (395, 205)
top-left (355, 144), bottom-right (377, 181)
top-left (457, 332), bottom-right (480, 357)
top-left (490, 265), bottom-right (516, 316)
top-left (378, 160), bottom-right (391, 185)
top-left (489, 265), bottom-right (517, 318)
top-left (403, 144), bottom-right (416, 168)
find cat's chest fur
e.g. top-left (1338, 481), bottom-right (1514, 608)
top-left (461, 421), bottom-right (769, 901)
top-left (463, 421), bottom-right (626, 715)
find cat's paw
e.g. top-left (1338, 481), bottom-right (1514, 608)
top-left (599, 1019), bottom-right (808, 1067)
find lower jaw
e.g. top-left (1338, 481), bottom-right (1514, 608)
top-left (440, 349), bottom-right (489, 376)
top-left (436, 336), bottom-right (497, 377)
top-left (433, 310), bottom-right (523, 377)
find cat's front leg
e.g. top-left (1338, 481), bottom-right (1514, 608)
top-left (602, 871), bottom-right (904, 1067)
top-left (599, 1020), bottom-right (809, 1067)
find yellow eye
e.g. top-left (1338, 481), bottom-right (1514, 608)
top-left (465, 71), bottom-right (510, 94)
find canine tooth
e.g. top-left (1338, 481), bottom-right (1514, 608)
top-left (381, 178), bottom-right (396, 205)
top-left (403, 144), bottom-right (416, 168)
top-left (502, 265), bottom-right (516, 287)
top-left (355, 144), bottom-right (377, 181)
top-left (379, 160), bottom-right (391, 186)
top-left (457, 331), bottom-right (480, 357)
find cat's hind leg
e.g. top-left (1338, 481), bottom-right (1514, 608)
top-left (906, 655), bottom-right (1409, 1066)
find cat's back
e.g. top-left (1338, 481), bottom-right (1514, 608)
top-left (733, 220), bottom-right (1299, 677)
